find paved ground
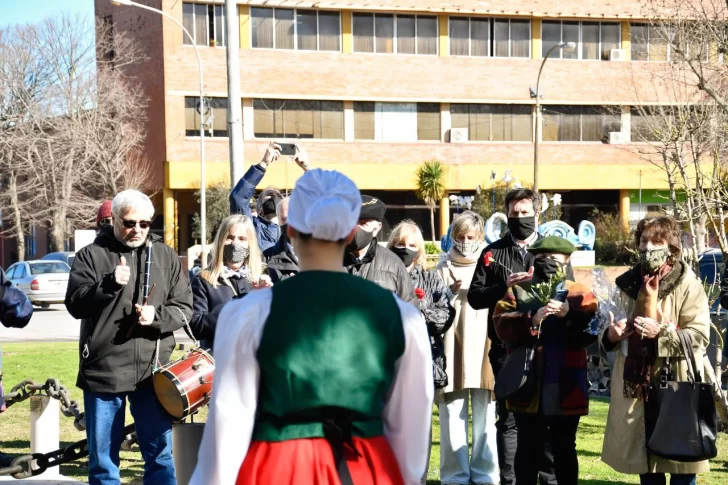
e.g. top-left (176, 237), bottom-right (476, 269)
top-left (0, 305), bottom-right (193, 344)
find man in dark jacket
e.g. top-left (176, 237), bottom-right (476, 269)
top-left (344, 195), bottom-right (417, 304)
top-left (229, 143), bottom-right (309, 252)
top-left (65, 189), bottom-right (193, 485)
top-left (0, 266), bottom-right (33, 466)
top-left (467, 188), bottom-right (569, 485)
top-left (263, 196), bottom-right (299, 284)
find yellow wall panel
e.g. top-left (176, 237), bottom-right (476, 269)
top-left (240, 5), bottom-right (251, 50)
top-left (342, 11), bottom-right (353, 53)
top-left (439, 15), bottom-right (449, 57)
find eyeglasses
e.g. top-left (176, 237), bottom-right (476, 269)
top-left (99, 218), bottom-right (112, 227)
top-left (122, 220), bottom-right (151, 229)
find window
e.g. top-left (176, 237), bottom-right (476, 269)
top-left (451, 104), bottom-right (532, 141)
top-left (185, 97), bottom-right (229, 137)
top-left (541, 21), bottom-right (621, 60)
top-left (251, 8), bottom-right (341, 51)
top-left (15, 265), bottom-right (26, 279)
top-left (353, 13), bottom-right (437, 55)
top-left (631, 23), bottom-right (708, 62)
top-left (493, 19), bottom-right (530, 58)
top-left (542, 106), bottom-right (620, 142)
top-left (5, 265), bottom-right (17, 279)
top-left (630, 107), bottom-right (662, 141)
top-left (253, 99), bottom-right (344, 139)
top-left (30, 262), bottom-right (70, 275)
top-left (182, 3), bottom-right (226, 47)
top-left (353, 102), bottom-right (441, 141)
top-left (449, 17), bottom-right (490, 56)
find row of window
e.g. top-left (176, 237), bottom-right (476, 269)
top-left (180, 3), bottom-right (707, 62)
top-left (184, 97), bottom-right (666, 143)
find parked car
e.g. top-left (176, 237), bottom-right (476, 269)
top-left (5, 260), bottom-right (71, 309)
top-left (41, 251), bottom-right (76, 269)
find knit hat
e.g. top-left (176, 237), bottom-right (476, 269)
top-left (528, 236), bottom-right (576, 256)
top-left (288, 169), bottom-right (362, 241)
top-left (96, 200), bottom-right (112, 226)
top-left (359, 195), bottom-right (386, 222)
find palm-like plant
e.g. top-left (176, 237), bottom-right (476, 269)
top-left (415, 159), bottom-right (447, 243)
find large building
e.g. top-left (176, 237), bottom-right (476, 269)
top-left (95, 0), bottom-right (687, 254)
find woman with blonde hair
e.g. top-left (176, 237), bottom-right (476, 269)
top-left (190, 214), bottom-right (270, 349)
top-left (387, 220), bottom-right (455, 483)
top-left (436, 210), bottom-right (498, 485)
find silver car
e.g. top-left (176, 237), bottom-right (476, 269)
top-left (41, 251), bottom-right (76, 269)
top-left (5, 260), bottom-right (71, 309)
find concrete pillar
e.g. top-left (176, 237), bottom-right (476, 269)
top-left (438, 15), bottom-right (449, 56)
top-left (30, 395), bottom-right (60, 478)
top-left (440, 102), bottom-right (451, 143)
top-left (242, 98), bottom-right (254, 140)
top-left (164, 188), bottom-right (176, 250)
top-left (344, 100), bottom-right (355, 142)
top-left (619, 189), bottom-right (630, 234)
top-left (532, 19), bottom-right (542, 60)
top-left (439, 197), bottom-right (450, 241)
top-left (342, 11), bottom-right (353, 53)
top-left (239, 5), bottom-right (251, 49)
top-left (172, 423), bottom-right (205, 485)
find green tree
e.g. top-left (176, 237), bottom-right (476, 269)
top-left (415, 160), bottom-right (447, 242)
top-left (192, 182), bottom-right (232, 243)
top-left (472, 181), bottom-right (562, 223)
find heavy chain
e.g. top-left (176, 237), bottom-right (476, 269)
top-left (4, 378), bottom-right (86, 430)
top-left (0, 424), bottom-right (135, 479)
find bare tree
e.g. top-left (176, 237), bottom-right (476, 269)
top-left (0, 14), bottom-right (150, 251)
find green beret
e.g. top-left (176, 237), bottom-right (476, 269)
top-left (528, 236), bottom-right (576, 256)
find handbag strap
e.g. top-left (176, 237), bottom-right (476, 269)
top-left (676, 329), bottom-right (701, 384)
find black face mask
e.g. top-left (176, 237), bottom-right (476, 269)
top-left (392, 247), bottom-right (418, 267)
top-left (533, 257), bottom-right (564, 284)
top-left (348, 227), bottom-right (375, 251)
top-left (508, 216), bottom-right (536, 241)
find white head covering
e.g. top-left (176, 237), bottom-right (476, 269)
top-left (288, 169), bottom-right (362, 241)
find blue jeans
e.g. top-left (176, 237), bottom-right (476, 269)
top-left (639, 473), bottom-right (696, 485)
top-left (84, 387), bottom-right (176, 485)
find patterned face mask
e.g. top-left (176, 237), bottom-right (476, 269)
top-left (640, 247), bottom-right (669, 273)
top-left (223, 242), bottom-right (249, 264)
top-left (453, 239), bottom-right (479, 256)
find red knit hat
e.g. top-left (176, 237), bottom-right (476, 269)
top-left (96, 200), bottom-right (112, 226)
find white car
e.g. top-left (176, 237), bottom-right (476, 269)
top-left (5, 260), bottom-right (71, 309)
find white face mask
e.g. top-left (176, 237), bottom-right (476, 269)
top-left (453, 239), bottom-right (479, 256)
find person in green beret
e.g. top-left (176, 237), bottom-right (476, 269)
top-left (491, 236), bottom-right (599, 485)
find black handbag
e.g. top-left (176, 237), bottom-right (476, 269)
top-left (645, 330), bottom-right (718, 462)
top-left (494, 344), bottom-right (537, 401)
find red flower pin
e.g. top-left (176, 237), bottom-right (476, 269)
top-left (415, 288), bottom-right (425, 300)
top-left (483, 251), bottom-right (495, 267)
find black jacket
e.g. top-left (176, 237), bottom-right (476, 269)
top-left (0, 267), bottom-right (33, 330)
top-left (263, 237), bottom-right (299, 284)
top-left (466, 233), bottom-right (574, 367)
top-left (190, 272), bottom-right (252, 349)
top-left (344, 241), bottom-right (418, 305)
top-left (65, 229), bottom-right (193, 393)
top-left (409, 265), bottom-right (455, 388)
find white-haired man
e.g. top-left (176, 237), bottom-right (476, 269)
top-left (65, 189), bottom-right (193, 485)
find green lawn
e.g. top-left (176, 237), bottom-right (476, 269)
top-left (1, 342), bottom-right (727, 484)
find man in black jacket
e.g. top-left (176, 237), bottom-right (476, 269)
top-left (263, 196), bottom-right (300, 284)
top-left (65, 189), bottom-right (193, 485)
top-left (344, 195), bottom-right (417, 304)
top-left (468, 188), bottom-right (566, 485)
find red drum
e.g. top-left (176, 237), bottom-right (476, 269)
top-left (153, 348), bottom-right (215, 419)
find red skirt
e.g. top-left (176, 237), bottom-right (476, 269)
top-left (237, 436), bottom-right (404, 485)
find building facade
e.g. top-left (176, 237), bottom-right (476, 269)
top-left (95, 0), bottom-right (691, 254)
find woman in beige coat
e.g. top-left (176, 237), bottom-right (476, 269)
top-left (600, 216), bottom-right (710, 485)
top-left (436, 211), bottom-right (497, 485)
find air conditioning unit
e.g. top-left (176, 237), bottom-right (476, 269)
top-left (449, 128), bottom-right (469, 143)
top-left (608, 132), bottom-right (627, 144)
top-left (609, 49), bottom-right (626, 61)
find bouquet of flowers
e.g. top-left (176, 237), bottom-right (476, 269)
top-left (587, 268), bottom-right (631, 336)
top-left (531, 265), bottom-right (566, 305)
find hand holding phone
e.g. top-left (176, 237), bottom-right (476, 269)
top-left (277, 143), bottom-right (297, 156)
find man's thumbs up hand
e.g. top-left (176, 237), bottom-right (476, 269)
top-left (115, 255), bottom-right (130, 285)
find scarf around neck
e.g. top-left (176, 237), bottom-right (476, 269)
top-left (448, 243), bottom-right (485, 267)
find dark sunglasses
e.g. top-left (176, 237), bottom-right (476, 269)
top-left (122, 220), bottom-right (152, 229)
top-left (98, 218), bottom-right (112, 227)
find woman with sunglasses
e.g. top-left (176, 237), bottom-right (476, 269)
top-left (189, 214), bottom-right (271, 350)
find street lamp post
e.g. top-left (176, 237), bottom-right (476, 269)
top-left (530, 41), bottom-right (576, 197)
top-left (110, 0), bottom-right (207, 264)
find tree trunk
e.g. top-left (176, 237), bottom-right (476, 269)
top-left (8, 174), bottom-right (25, 262)
top-left (50, 212), bottom-right (66, 253)
top-left (430, 204), bottom-right (436, 244)
top-left (695, 214), bottom-right (708, 255)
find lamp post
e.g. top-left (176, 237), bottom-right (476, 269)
top-left (110, 0), bottom-right (207, 263)
top-left (530, 41), bottom-right (576, 197)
